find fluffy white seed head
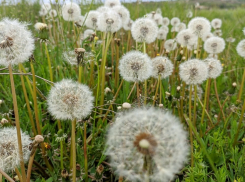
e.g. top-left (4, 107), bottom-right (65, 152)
top-left (213, 29), bottom-right (222, 37)
top-left (171, 26), bottom-right (178, 32)
top-left (123, 19), bottom-right (133, 31)
top-left (236, 39), bottom-right (245, 58)
top-left (105, 0), bottom-right (121, 7)
top-left (75, 16), bottom-right (85, 27)
top-left (106, 108), bottom-right (189, 182)
top-left (112, 5), bottom-right (130, 25)
top-left (47, 79), bottom-right (94, 120)
top-left (187, 42), bottom-right (197, 51)
top-left (201, 32), bottom-right (213, 42)
top-left (226, 37), bottom-right (235, 43)
top-left (41, 3), bottom-right (51, 11)
top-left (97, 10), bottom-right (122, 32)
top-left (177, 22), bottom-right (186, 32)
top-left (211, 18), bottom-right (222, 29)
top-left (204, 36), bottom-right (225, 54)
top-left (157, 29), bottom-right (167, 40)
top-left (0, 127), bottom-right (31, 172)
top-left (85, 10), bottom-right (100, 29)
top-left (151, 56), bottom-right (174, 79)
top-left (160, 25), bottom-right (169, 33)
top-left (131, 18), bottom-right (158, 44)
top-left (83, 29), bottom-right (95, 40)
top-left (179, 59), bottom-right (208, 85)
top-left (203, 58), bottom-right (223, 79)
top-left (162, 17), bottom-right (170, 26)
top-left (0, 18), bottom-right (35, 67)
top-left (119, 51), bottom-right (152, 82)
top-left (39, 8), bottom-right (48, 16)
top-left (170, 17), bottom-right (180, 27)
top-left (62, 2), bottom-right (81, 21)
top-left (153, 13), bottom-right (163, 26)
top-left (189, 85), bottom-right (203, 100)
top-left (176, 29), bottom-right (198, 47)
top-left (188, 17), bottom-right (211, 36)
top-left (96, 6), bottom-right (110, 13)
top-left (186, 10), bottom-right (193, 18)
top-left (49, 9), bottom-right (57, 18)
top-left (164, 39), bottom-right (177, 52)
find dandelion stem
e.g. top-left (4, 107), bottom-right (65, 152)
top-left (78, 65), bottom-right (83, 83)
top-left (0, 168), bottom-right (14, 182)
top-left (189, 85), bottom-right (194, 167)
top-left (72, 119), bottom-right (77, 182)
top-left (60, 140), bottom-right (64, 170)
top-left (27, 150), bottom-right (37, 182)
top-left (233, 99), bottom-right (245, 147)
top-left (214, 79), bottom-right (226, 122)
top-left (44, 43), bottom-right (53, 82)
top-left (115, 41), bottom-right (120, 88)
top-left (8, 65), bottom-right (26, 181)
top-left (201, 79), bottom-right (209, 132)
top-left (143, 41), bottom-right (147, 104)
top-left (153, 76), bottom-right (160, 106)
top-left (237, 67), bottom-right (245, 102)
top-left (193, 85), bottom-right (197, 129)
top-left (84, 122), bottom-right (88, 182)
top-left (127, 82), bottom-right (137, 100)
top-left (15, 168), bottom-right (23, 182)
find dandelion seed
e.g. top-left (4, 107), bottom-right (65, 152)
top-left (179, 59), bottom-right (208, 85)
top-left (47, 79), bottom-right (94, 120)
top-left (203, 58), bottom-right (223, 79)
top-left (151, 56), bottom-right (174, 79)
top-left (106, 108), bottom-right (189, 182)
top-left (49, 9), bottom-right (57, 18)
top-left (112, 5), bottom-right (130, 25)
top-left (97, 10), bottom-right (122, 32)
top-left (119, 51), bottom-right (152, 82)
top-left (85, 10), bottom-right (99, 30)
top-left (0, 127), bottom-right (31, 172)
top-left (188, 17), bottom-right (211, 36)
top-left (170, 17), bottom-right (180, 27)
top-left (123, 19), bottom-right (133, 31)
top-left (131, 18), bottom-right (158, 44)
top-left (204, 36), bottom-right (225, 54)
top-left (236, 39), bottom-right (245, 58)
top-left (176, 29), bottom-right (197, 47)
top-left (62, 2), bottom-right (81, 21)
top-left (0, 18), bottom-right (35, 67)
top-left (162, 17), bottom-right (170, 26)
top-left (211, 18), bottom-right (222, 29)
top-left (104, 0), bottom-right (121, 7)
top-left (164, 39), bottom-right (177, 52)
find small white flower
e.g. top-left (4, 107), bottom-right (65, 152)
top-left (105, 87), bottom-right (111, 94)
top-left (232, 82), bottom-right (237, 87)
top-left (119, 51), bottom-right (152, 82)
top-left (131, 18), bottom-right (158, 44)
top-left (179, 59), bottom-right (208, 85)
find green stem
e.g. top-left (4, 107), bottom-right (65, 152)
top-left (44, 43), bottom-right (53, 82)
top-left (143, 41), bottom-right (147, 104)
top-left (237, 68), bottom-right (245, 102)
top-left (72, 119), bottom-right (76, 182)
top-left (193, 85), bottom-right (197, 129)
top-left (189, 85), bottom-right (194, 167)
top-left (8, 65), bottom-right (26, 182)
top-left (201, 80), bottom-right (209, 125)
top-left (84, 122), bottom-right (88, 182)
top-left (78, 65), bottom-right (83, 83)
top-left (60, 140), bottom-right (64, 170)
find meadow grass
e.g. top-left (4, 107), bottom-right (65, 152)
top-left (0, 1), bottom-right (245, 182)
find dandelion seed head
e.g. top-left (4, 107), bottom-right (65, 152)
top-left (211, 18), bottom-right (222, 29)
top-left (34, 22), bottom-right (47, 31)
top-left (75, 16), bottom-right (85, 27)
top-left (106, 107), bottom-right (189, 182)
top-left (157, 29), bottom-right (167, 40)
top-left (236, 39), bottom-right (245, 58)
top-left (179, 59), bottom-right (208, 85)
top-left (97, 10), bottom-right (122, 32)
top-left (164, 39), bottom-right (177, 52)
top-left (162, 17), bottom-right (170, 26)
top-left (188, 17), bottom-right (211, 36)
top-left (131, 18), bottom-right (158, 44)
top-left (204, 36), bottom-right (225, 54)
top-left (0, 127), bottom-right (31, 172)
top-left (41, 3), bottom-right (51, 11)
top-left (112, 5), bottom-right (130, 25)
top-left (203, 58), bottom-right (223, 79)
top-left (156, 8), bottom-right (162, 15)
top-left (49, 9), bottom-right (57, 18)
top-left (226, 37), bottom-right (235, 43)
top-left (151, 56), bottom-right (174, 79)
top-left (83, 29), bottom-right (95, 40)
top-left (119, 51), bottom-right (152, 82)
top-left (177, 22), bottom-right (186, 32)
top-left (189, 85), bottom-right (203, 100)
top-left (85, 11), bottom-right (99, 29)
top-left (123, 19), bottom-right (133, 31)
top-left (0, 18), bottom-right (35, 67)
top-left (201, 32), bottom-right (213, 42)
top-left (176, 29), bottom-right (197, 47)
top-left (153, 14), bottom-right (163, 26)
top-left (170, 17), bottom-right (180, 27)
top-left (96, 6), bottom-right (110, 13)
top-left (62, 2), bottom-right (81, 21)
top-left (213, 29), bottom-right (222, 37)
top-left (47, 79), bottom-right (94, 120)
top-left (186, 10), bottom-right (193, 18)
top-left (159, 25), bottom-right (169, 33)
top-left (104, 0), bottom-right (121, 7)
